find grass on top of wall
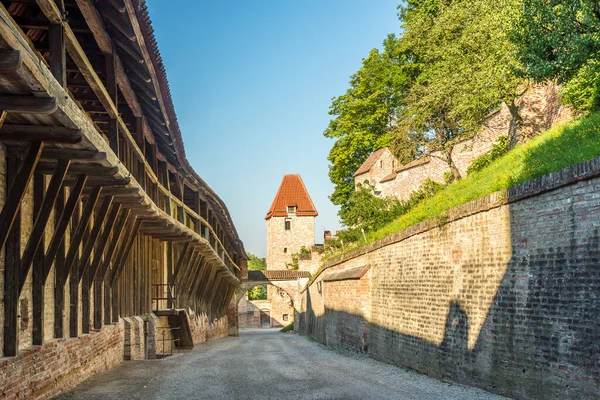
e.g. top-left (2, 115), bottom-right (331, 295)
top-left (367, 111), bottom-right (600, 243)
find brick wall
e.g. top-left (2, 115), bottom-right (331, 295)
top-left (323, 270), bottom-right (371, 353)
top-left (189, 312), bottom-right (229, 344)
top-left (0, 321), bottom-right (124, 400)
top-left (300, 156), bottom-right (600, 400)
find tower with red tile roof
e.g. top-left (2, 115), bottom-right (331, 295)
top-left (265, 174), bottom-right (318, 270)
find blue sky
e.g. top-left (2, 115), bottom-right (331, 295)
top-left (146, 1), bottom-right (401, 257)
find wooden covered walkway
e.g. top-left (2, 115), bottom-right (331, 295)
top-left (0, 2), bottom-right (246, 396)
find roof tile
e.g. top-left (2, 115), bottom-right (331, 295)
top-left (265, 175), bottom-right (318, 219)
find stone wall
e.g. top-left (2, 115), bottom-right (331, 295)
top-left (376, 83), bottom-right (574, 201)
top-left (266, 214), bottom-right (315, 270)
top-left (0, 321), bottom-right (124, 400)
top-left (299, 156), bottom-right (600, 400)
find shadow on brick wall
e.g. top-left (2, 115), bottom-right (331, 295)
top-left (300, 219), bottom-right (600, 400)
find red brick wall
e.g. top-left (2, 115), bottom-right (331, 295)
top-left (323, 271), bottom-right (371, 353)
top-left (0, 321), bottom-right (124, 400)
top-left (300, 156), bottom-right (600, 400)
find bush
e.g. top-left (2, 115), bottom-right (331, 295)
top-left (467, 136), bottom-right (510, 175)
top-left (280, 323), bottom-right (294, 333)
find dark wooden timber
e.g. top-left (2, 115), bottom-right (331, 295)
top-left (0, 125), bottom-right (82, 143)
top-left (110, 217), bottom-right (142, 286)
top-left (49, 21), bottom-right (66, 87)
top-left (105, 49), bottom-right (119, 155)
top-left (0, 141), bottom-right (43, 253)
top-left (3, 157), bottom-right (21, 356)
top-left (53, 185), bottom-right (66, 338)
top-left (76, 195), bottom-right (114, 283)
top-left (172, 242), bottom-right (191, 283)
top-left (19, 160), bottom-right (70, 292)
top-left (43, 175), bottom-right (87, 281)
top-left (62, 185), bottom-right (103, 281)
top-left (0, 49), bottom-right (22, 73)
top-left (99, 209), bottom-right (131, 281)
top-left (88, 203), bottom-right (122, 283)
top-left (0, 95), bottom-right (57, 114)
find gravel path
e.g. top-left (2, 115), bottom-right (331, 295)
top-left (57, 328), bottom-right (508, 400)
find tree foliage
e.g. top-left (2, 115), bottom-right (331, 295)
top-left (324, 35), bottom-right (417, 211)
top-left (247, 284), bottom-right (267, 300)
top-left (398, 0), bottom-right (527, 177)
top-left (516, 0), bottom-right (600, 83)
top-left (247, 252), bottom-right (266, 270)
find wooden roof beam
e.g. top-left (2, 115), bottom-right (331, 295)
top-left (0, 124), bottom-right (82, 143)
top-left (0, 49), bottom-right (22, 73)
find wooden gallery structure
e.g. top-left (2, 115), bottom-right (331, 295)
top-left (0, 0), bottom-right (246, 377)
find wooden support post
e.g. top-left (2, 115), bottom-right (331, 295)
top-left (166, 241), bottom-right (174, 308)
top-left (3, 157), bottom-right (21, 356)
top-left (106, 49), bottom-right (118, 155)
top-left (62, 185), bottom-right (103, 281)
top-left (99, 209), bottom-right (131, 282)
top-left (109, 218), bottom-right (142, 286)
top-left (190, 259), bottom-right (209, 301)
top-left (151, 143), bottom-right (158, 174)
top-left (32, 173), bottom-right (44, 345)
top-left (103, 275), bottom-right (111, 325)
top-left (81, 223), bottom-right (91, 334)
top-left (171, 242), bottom-right (190, 283)
top-left (198, 267), bottom-right (217, 310)
top-left (88, 203), bottom-right (121, 283)
top-left (49, 18), bottom-right (66, 87)
top-left (135, 117), bottom-right (146, 190)
top-left (53, 186), bottom-right (66, 338)
top-left (178, 250), bottom-right (198, 303)
top-left (184, 256), bottom-right (204, 304)
top-left (69, 199), bottom-right (81, 338)
top-left (43, 175), bottom-right (86, 281)
top-left (94, 273), bottom-right (102, 329)
top-left (76, 195), bottom-right (114, 283)
top-left (0, 141), bottom-right (43, 252)
top-left (20, 160), bottom-right (70, 291)
top-left (111, 280), bottom-right (119, 323)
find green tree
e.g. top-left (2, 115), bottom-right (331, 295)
top-left (515, 0), bottom-right (600, 113)
top-left (324, 35), bottom-right (417, 212)
top-left (398, 0), bottom-right (527, 175)
top-left (516, 0), bottom-right (600, 83)
top-left (247, 285), bottom-right (267, 300)
top-left (247, 252), bottom-right (266, 270)
top-left (339, 185), bottom-right (401, 234)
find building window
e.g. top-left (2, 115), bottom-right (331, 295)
top-left (284, 247), bottom-right (287, 253)
top-left (284, 218), bottom-right (291, 230)
top-left (287, 206), bottom-right (297, 214)
top-left (380, 160), bottom-right (383, 168)
top-left (283, 314), bottom-right (289, 322)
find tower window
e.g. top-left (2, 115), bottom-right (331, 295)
top-left (287, 206), bottom-right (296, 214)
top-left (284, 218), bottom-right (291, 230)
top-left (284, 247), bottom-right (288, 253)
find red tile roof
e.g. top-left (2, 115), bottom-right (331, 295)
top-left (265, 174), bottom-right (318, 219)
top-left (395, 156), bottom-right (431, 172)
top-left (353, 148), bottom-right (388, 177)
top-left (322, 265), bottom-right (371, 282)
top-left (380, 171), bottom-right (397, 183)
top-left (248, 270), bottom-right (311, 281)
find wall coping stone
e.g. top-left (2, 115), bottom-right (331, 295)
top-left (305, 155), bottom-right (600, 291)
